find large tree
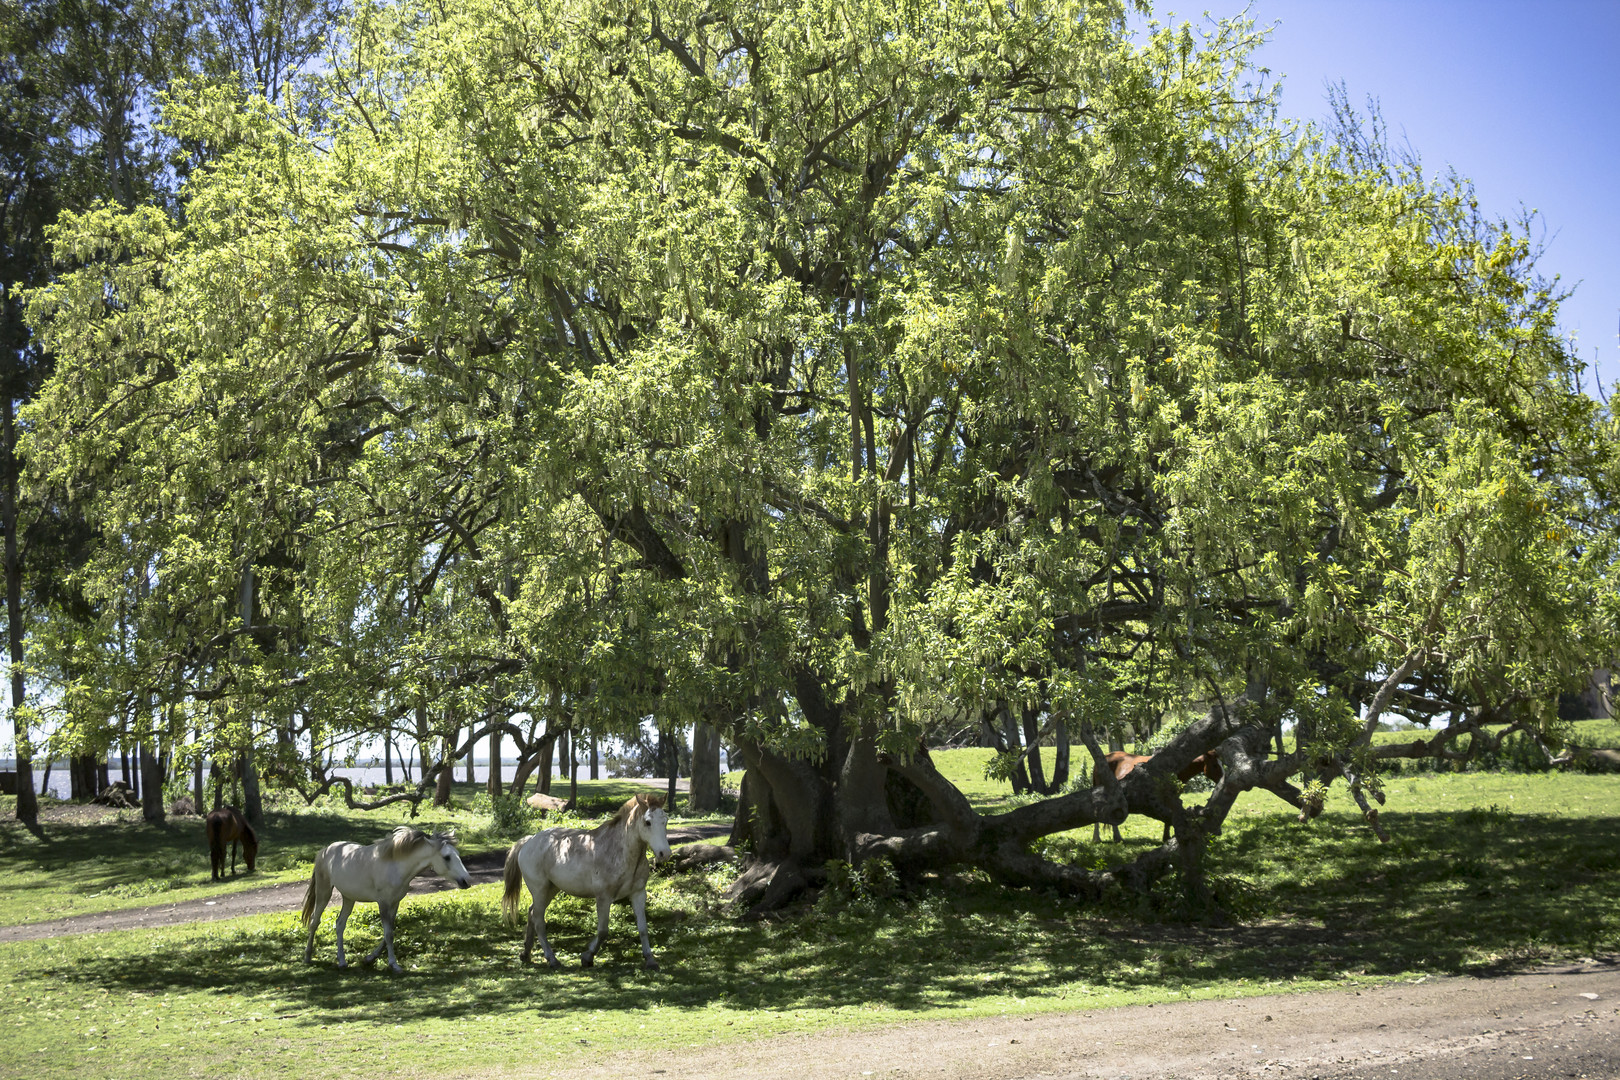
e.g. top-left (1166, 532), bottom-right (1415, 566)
top-left (24, 0), bottom-right (1617, 908)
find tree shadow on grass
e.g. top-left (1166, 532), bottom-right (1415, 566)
top-left (29, 808), bottom-right (1620, 1030)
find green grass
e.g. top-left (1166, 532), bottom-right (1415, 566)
top-left (0, 770), bottom-right (1616, 1079)
top-left (0, 779), bottom-right (726, 928)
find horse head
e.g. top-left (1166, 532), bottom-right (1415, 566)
top-left (430, 832), bottom-right (472, 889)
top-left (241, 823), bottom-right (259, 873)
top-left (632, 792), bottom-right (673, 863)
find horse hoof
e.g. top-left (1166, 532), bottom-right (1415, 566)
top-left (580, 956), bottom-right (594, 968)
top-left (546, 959), bottom-right (562, 970)
top-left (645, 960), bottom-right (660, 972)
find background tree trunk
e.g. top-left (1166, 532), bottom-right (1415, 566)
top-left (664, 726), bottom-right (680, 809)
top-left (2, 397), bottom-right (37, 825)
top-left (537, 733), bottom-right (554, 795)
top-left (240, 744), bottom-right (263, 826)
top-left (1021, 706), bottom-right (1047, 793)
top-left (487, 723), bottom-right (501, 797)
top-left (1050, 718), bottom-right (1070, 791)
top-left (689, 721), bottom-right (721, 812)
top-left (434, 734), bottom-right (455, 806)
top-left (139, 742), bottom-right (164, 823)
top-left (70, 754), bottom-right (98, 799)
top-left (192, 737), bottom-right (204, 810)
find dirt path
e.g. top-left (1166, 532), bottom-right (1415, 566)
top-left (0, 823), bottom-right (729, 943)
top-left (530, 961), bottom-right (1619, 1080)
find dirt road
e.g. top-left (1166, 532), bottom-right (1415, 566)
top-left (540, 962), bottom-right (1619, 1080)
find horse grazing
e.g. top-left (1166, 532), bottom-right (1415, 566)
top-left (301, 827), bottom-right (470, 973)
top-left (1091, 751), bottom-right (1223, 842)
top-left (502, 791), bottom-right (672, 970)
top-left (205, 806), bottom-right (258, 880)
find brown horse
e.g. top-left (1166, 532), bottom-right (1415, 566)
top-left (1092, 750), bottom-right (1223, 842)
top-left (206, 806), bottom-right (258, 880)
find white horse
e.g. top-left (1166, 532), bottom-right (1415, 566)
top-left (501, 791), bottom-right (672, 970)
top-left (300, 826), bottom-right (471, 973)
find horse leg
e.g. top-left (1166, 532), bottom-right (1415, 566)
top-left (528, 881), bottom-right (561, 969)
top-left (230, 838), bottom-right (239, 875)
top-left (364, 901), bottom-right (400, 972)
top-left (632, 890), bottom-right (658, 971)
top-left (581, 895), bottom-right (611, 968)
top-left (303, 892), bottom-right (330, 962)
top-left (333, 897), bottom-right (356, 968)
top-left (1112, 823), bottom-right (1123, 843)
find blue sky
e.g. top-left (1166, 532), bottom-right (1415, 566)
top-left (1153, 1), bottom-right (1620, 398)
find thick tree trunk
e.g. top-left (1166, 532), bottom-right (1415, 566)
top-left (139, 742), bottom-right (164, 823)
top-left (1051, 718), bottom-right (1070, 791)
top-left (689, 721), bottom-right (721, 812)
top-left (70, 754), bottom-right (99, 800)
top-left (729, 692), bottom-right (1306, 918)
top-left (237, 568), bottom-right (263, 827)
top-left (509, 732), bottom-right (557, 798)
top-left (566, 727), bottom-right (578, 807)
top-left (487, 723), bottom-right (501, 797)
top-left (1001, 706), bottom-right (1031, 793)
top-left (664, 726), bottom-right (680, 809)
top-left (416, 702), bottom-right (433, 778)
top-left (435, 733), bottom-right (455, 806)
top-left (537, 733), bottom-right (554, 795)
top-left (240, 744), bottom-right (263, 827)
top-left (2, 396), bottom-right (37, 825)
top-left (1021, 706), bottom-right (1047, 793)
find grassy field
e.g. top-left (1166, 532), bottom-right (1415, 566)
top-left (0, 779), bottom-right (724, 928)
top-left (0, 764), bottom-right (1615, 1079)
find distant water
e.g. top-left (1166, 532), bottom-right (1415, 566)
top-left (0, 759), bottom-right (586, 802)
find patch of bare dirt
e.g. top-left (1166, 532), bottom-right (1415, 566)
top-left (491, 962), bottom-right (1620, 1080)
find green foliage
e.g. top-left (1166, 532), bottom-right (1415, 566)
top-left (14, 0), bottom-right (1619, 875)
top-left (469, 789), bottom-right (543, 840)
top-left (819, 857), bottom-right (900, 909)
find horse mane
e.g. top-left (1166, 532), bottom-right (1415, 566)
top-left (378, 826), bottom-right (456, 860)
top-left (377, 826), bottom-right (429, 860)
top-left (599, 791), bottom-right (665, 831)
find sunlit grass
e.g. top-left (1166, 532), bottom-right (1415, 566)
top-left (0, 778), bottom-right (720, 927)
top-left (0, 771), bottom-right (1616, 1079)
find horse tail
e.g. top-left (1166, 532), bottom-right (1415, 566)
top-left (300, 852), bottom-right (330, 928)
top-left (500, 839), bottom-right (526, 923)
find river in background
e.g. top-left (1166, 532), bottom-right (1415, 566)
top-left (0, 758), bottom-right (615, 802)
